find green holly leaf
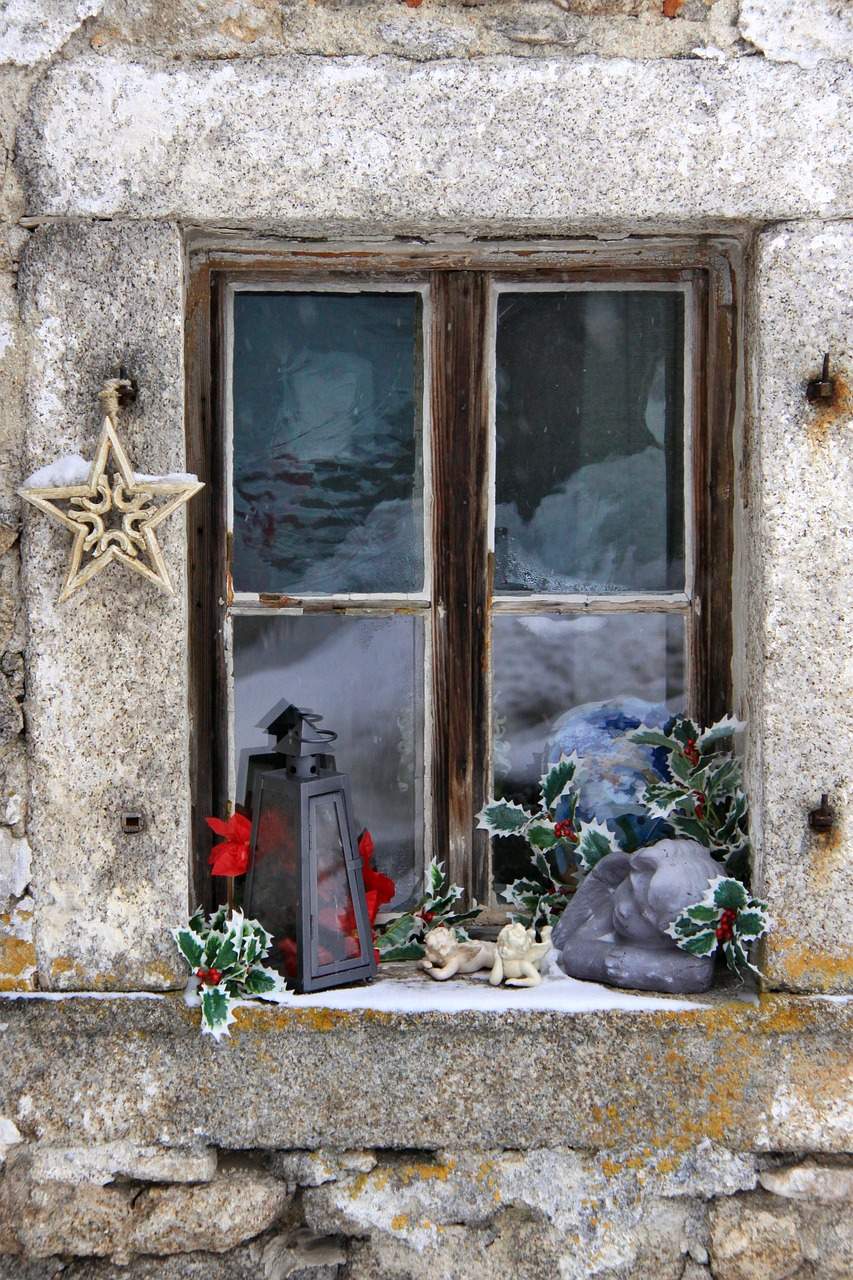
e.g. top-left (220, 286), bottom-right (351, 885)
top-left (477, 799), bottom-right (532, 837)
top-left (735, 905), bottom-right (770, 943)
top-left (670, 813), bottom-right (714, 846)
top-left (173, 927), bottom-right (205, 971)
top-left (527, 822), bottom-right (557, 850)
top-left (187, 905), bottom-right (206, 934)
top-left (427, 860), bottom-right (446, 896)
top-left (630, 727), bottom-right (680, 751)
top-left (539, 754), bottom-right (581, 812)
top-left (381, 942), bottom-right (426, 962)
top-left (712, 877), bottom-right (749, 911)
top-left (574, 818), bottom-right (620, 874)
top-left (210, 931), bottom-right (239, 973)
top-left (199, 985), bottom-right (236, 1041)
top-left (684, 903), bottom-right (720, 924)
top-left (243, 965), bottom-right (286, 999)
top-left (669, 716), bottom-right (700, 746)
top-left (669, 748), bottom-right (696, 785)
top-left (375, 913), bottom-right (419, 957)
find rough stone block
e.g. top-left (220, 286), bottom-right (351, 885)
top-left (27, 1141), bottom-right (217, 1186)
top-left (17, 55), bottom-right (853, 226)
top-left (709, 1197), bottom-right (802, 1280)
top-left (739, 1), bottom-right (853, 68)
top-left (0, 1159), bottom-right (290, 1261)
top-left (127, 1165), bottom-right (291, 1257)
top-left (0, 829), bottom-right (29, 904)
top-left (0, 995), bottom-right (849, 1155)
top-left (746, 222), bottom-right (853, 992)
top-left (269, 1149), bottom-right (376, 1187)
top-left (0, 1), bottom-right (103, 66)
top-left (18, 221), bottom-right (190, 991)
top-left (0, 1118), bottom-right (21, 1165)
top-left (759, 1159), bottom-right (853, 1203)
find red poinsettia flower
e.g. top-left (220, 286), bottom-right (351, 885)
top-left (357, 829), bottom-right (396, 912)
top-left (205, 812), bottom-right (252, 878)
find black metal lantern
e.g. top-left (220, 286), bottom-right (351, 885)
top-left (243, 706), bottom-right (377, 994)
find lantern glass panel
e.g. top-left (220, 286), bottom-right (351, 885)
top-left (312, 793), bottom-right (364, 970)
top-left (251, 781), bottom-right (299, 977)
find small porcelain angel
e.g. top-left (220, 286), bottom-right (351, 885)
top-left (420, 926), bottom-right (497, 981)
top-left (489, 922), bottom-right (553, 988)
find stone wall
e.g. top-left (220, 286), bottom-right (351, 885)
top-left (0, 0), bottom-right (850, 1275)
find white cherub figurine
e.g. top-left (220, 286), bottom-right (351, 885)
top-left (420, 926), bottom-right (497, 981)
top-left (489, 922), bottom-right (553, 988)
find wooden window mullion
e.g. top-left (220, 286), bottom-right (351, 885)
top-left (430, 271), bottom-right (491, 906)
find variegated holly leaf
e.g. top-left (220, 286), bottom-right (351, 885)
top-left (173, 927), bottom-right (205, 970)
top-left (526, 821), bottom-right (557, 850)
top-left (710, 876), bottom-right (749, 911)
top-left (574, 818), bottom-right (621, 874)
top-left (667, 877), bottom-right (770, 979)
top-left (200, 985), bottom-right (236, 1041)
top-left (427, 859), bottom-right (446, 896)
top-left (540, 753), bottom-right (581, 812)
top-left (243, 965), bottom-right (286, 999)
top-left (698, 716), bottom-right (745, 749)
top-left (476, 799), bottom-right (532, 837)
top-left (375, 912), bottom-right (419, 958)
top-left (644, 780), bottom-right (688, 820)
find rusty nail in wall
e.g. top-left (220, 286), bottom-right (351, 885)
top-left (117, 365), bottom-right (139, 407)
top-left (808, 794), bottom-right (835, 833)
top-left (806, 353), bottom-right (834, 403)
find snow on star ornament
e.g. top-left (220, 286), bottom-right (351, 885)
top-left (19, 389), bottom-right (203, 603)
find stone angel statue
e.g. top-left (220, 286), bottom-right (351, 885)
top-left (420, 926), bottom-right (497, 981)
top-left (489, 922), bottom-right (553, 988)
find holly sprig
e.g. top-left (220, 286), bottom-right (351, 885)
top-left (630, 714), bottom-right (750, 878)
top-left (478, 756), bottom-right (622, 930)
top-left (666, 876), bottom-right (771, 978)
top-left (173, 906), bottom-right (286, 1040)
top-left (374, 859), bottom-right (480, 962)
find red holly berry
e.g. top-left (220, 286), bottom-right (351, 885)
top-left (554, 819), bottom-right (578, 843)
top-left (418, 911), bottom-right (435, 924)
top-left (684, 739), bottom-right (700, 767)
top-left (195, 967), bottom-right (222, 986)
top-left (715, 908), bottom-right (737, 942)
top-left (693, 790), bottom-right (706, 820)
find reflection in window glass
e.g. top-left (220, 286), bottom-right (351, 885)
top-left (491, 612), bottom-right (686, 889)
top-left (494, 290), bottom-right (685, 594)
top-left (233, 613), bottom-right (424, 909)
top-left (232, 291), bottom-right (424, 594)
top-left (311, 793), bottom-right (363, 969)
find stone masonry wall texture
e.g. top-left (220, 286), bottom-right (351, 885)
top-left (0, 0), bottom-right (851, 1276)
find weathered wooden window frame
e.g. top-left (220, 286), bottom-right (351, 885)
top-left (186, 239), bottom-right (736, 917)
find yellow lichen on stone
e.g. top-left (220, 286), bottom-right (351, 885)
top-left (390, 1213), bottom-right (409, 1231)
top-left (398, 1159), bottom-right (456, 1185)
top-left (0, 936), bottom-right (37, 988)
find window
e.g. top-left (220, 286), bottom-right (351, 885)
top-left (187, 243), bottom-right (735, 918)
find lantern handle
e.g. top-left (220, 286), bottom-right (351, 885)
top-left (298, 707), bottom-right (338, 747)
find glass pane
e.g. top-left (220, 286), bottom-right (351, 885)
top-left (312, 793), bottom-right (364, 969)
top-left (234, 613), bottom-right (424, 910)
top-left (491, 612), bottom-right (686, 890)
top-left (494, 289), bottom-right (685, 594)
top-left (232, 290), bottom-right (424, 594)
